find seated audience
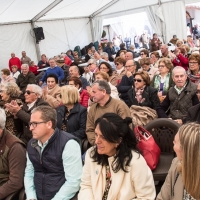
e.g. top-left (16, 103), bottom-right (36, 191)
top-left (86, 80), bottom-right (130, 145)
top-left (68, 76), bottom-right (89, 108)
top-left (29, 61), bottom-right (39, 75)
top-left (176, 39), bottom-right (183, 47)
top-left (117, 59), bottom-right (136, 105)
top-left (140, 49), bottom-right (149, 59)
top-left (187, 53), bottom-right (200, 84)
top-left (8, 52), bottom-right (21, 71)
top-left (1, 68), bottom-right (15, 84)
top-left (150, 33), bottom-right (162, 52)
top-left (11, 65), bottom-right (20, 80)
top-left (42, 73), bottom-right (61, 108)
top-left (150, 51), bottom-right (160, 68)
top-left (56, 85), bottom-right (87, 140)
top-left (16, 64), bottom-right (36, 93)
top-left (79, 113), bottom-right (156, 199)
top-left (0, 82), bottom-right (23, 137)
top-left (73, 51), bottom-right (85, 66)
top-left (37, 54), bottom-right (49, 69)
top-left (85, 48), bottom-right (93, 62)
top-left (160, 44), bottom-right (176, 59)
top-left (169, 35), bottom-right (179, 45)
top-left (66, 49), bottom-right (74, 60)
top-left (157, 66), bottom-right (199, 124)
top-left (186, 35), bottom-right (195, 48)
top-left (0, 108), bottom-right (26, 199)
top-left (139, 58), bottom-right (159, 81)
top-left (5, 84), bottom-right (49, 144)
top-left (157, 123), bottom-right (200, 200)
top-left (25, 106), bottom-right (82, 200)
top-left (82, 62), bottom-right (94, 86)
top-left (151, 58), bottom-right (174, 102)
top-left (125, 51), bottom-right (141, 71)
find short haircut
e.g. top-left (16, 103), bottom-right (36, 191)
top-left (31, 106), bottom-right (57, 129)
top-left (61, 85), bottom-right (80, 105)
top-left (46, 73), bottom-right (58, 84)
top-left (11, 65), bottom-right (18, 69)
top-left (101, 52), bottom-right (108, 58)
top-left (181, 44), bottom-right (190, 53)
top-left (92, 80), bottom-right (111, 94)
top-left (172, 66), bottom-right (186, 76)
top-left (68, 77), bottom-right (82, 88)
top-left (120, 50), bottom-right (127, 55)
top-left (1, 68), bottom-right (10, 76)
top-left (158, 58), bottom-right (173, 72)
top-left (189, 53), bottom-right (200, 65)
top-left (120, 43), bottom-right (126, 49)
top-left (88, 58), bottom-right (97, 65)
top-left (41, 54), bottom-right (46, 57)
top-left (0, 108), bottom-right (6, 129)
top-left (161, 44), bottom-right (168, 49)
top-left (99, 62), bottom-right (113, 77)
top-left (150, 51), bottom-right (160, 59)
top-left (139, 57), bottom-right (151, 66)
top-left (2, 82), bottom-right (21, 98)
top-left (27, 84), bottom-right (42, 98)
top-left (70, 65), bottom-right (80, 74)
top-left (94, 71), bottom-right (109, 82)
top-left (21, 64), bottom-right (29, 69)
top-left (48, 58), bottom-right (56, 62)
top-left (134, 71), bottom-right (150, 86)
top-left (140, 49), bottom-right (149, 57)
top-left (114, 57), bottom-right (126, 65)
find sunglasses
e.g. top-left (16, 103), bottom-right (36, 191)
top-left (133, 78), bottom-right (143, 83)
top-left (25, 90), bottom-right (35, 95)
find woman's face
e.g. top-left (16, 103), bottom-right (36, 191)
top-left (95, 74), bottom-right (104, 81)
top-left (99, 64), bottom-right (109, 74)
top-left (158, 62), bottom-right (169, 75)
top-left (189, 59), bottom-right (199, 72)
top-left (12, 67), bottom-right (18, 72)
top-left (141, 64), bottom-right (150, 72)
top-left (150, 54), bottom-right (157, 64)
top-left (95, 124), bottom-right (118, 157)
top-left (173, 133), bottom-right (182, 160)
top-left (115, 62), bottom-right (123, 70)
top-left (134, 75), bottom-right (146, 89)
top-left (0, 87), bottom-right (9, 101)
top-left (140, 52), bottom-right (147, 58)
top-left (177, 42), bottom-right (182, 47)
top-left (1, 72), bottom-right (7, 79)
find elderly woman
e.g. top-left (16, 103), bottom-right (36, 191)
top-left (157, 123), bottom-right (200, 200)
top-left (11, 65), bottom-right (20, 80)
top-left (56, 85), bottom-right (87, 140)
top-left (150, 51), bottom-right (160, 68)
top-left (187, 53), bottom-right (200, 84)
top-left (1, 68), bottom-right (15, 84)
top-left (139, 58), bottom-right (159, 81)
top-left (0, 82), bottom-right (22, 137)
top-left (78, 113), bottom-right (156, 199)
top-left (186, 35), bottom-right (195, 48)
top-left (176, 39), bottom-right (183, 47)
top-left (140, 49), bottom-right (149, 58)
top-left (151, 58), bottom-right (174, 102)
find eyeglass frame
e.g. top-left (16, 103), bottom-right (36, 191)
top-left (133, 78), bottom-right (143, 83)
top-left (25, 90), bottom-right (36, 95)
top-left (29, 121), bottom-right (47, 128)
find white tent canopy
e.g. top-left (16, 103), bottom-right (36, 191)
top-left (0, 0), bottom-right (198, 69)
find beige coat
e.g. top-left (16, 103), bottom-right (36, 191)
top-left (156, 158), bottom-right (184, 200)
top-left (78, 148), bottom-right (156, 200)
top-left (42, 85), bottom-right (61, 108)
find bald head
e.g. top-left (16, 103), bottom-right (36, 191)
top-left (69, 65), bottom-right (80, 77)
top-left (125, 52), bottom-right (133, 61)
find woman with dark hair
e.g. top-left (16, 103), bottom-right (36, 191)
top-left (78, 113), bottom-right (155, 199)
top-left (150, 51), bottom-right (160, 68)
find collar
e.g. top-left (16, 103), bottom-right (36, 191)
top-left (38, 132), bottom-right (54, 147)
top-left (27, 100), bottom-right (37, 110)
top-left (105, 96), bottom-right (112, 106)
top-left (174, 82), bottom-right (187, 95)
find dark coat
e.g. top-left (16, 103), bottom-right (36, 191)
top-left (185, 103), bottom-right (200, 123)
top-left (80, 76), bottom-right (89, 89)
top-left (103, 46), bottom-right (115, 61)
top-left (56, 103), bottom-right (87, 140)
top-left (127, 86), bottom-right (160, 111)
top-left (14, 98), bottom-right (50, 145)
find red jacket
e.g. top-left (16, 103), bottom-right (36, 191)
top-left (172, 54), bottom-right (189, 71)
top-left (29, 65), bottom-right (39, 75)
top-left (80, 89), bottom-right (89, 108)
top-left (64, 56), bottom-right (72, 66)
top-left (9, 57), bottom-right (21, 71)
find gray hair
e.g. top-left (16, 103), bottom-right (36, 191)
top-left (21, 64), bottom-right (29, 69)
top-left (27, 84), bottom-right (42, 98)
top-left (0, 108), bottom-right (6, 129)
top-left (100, 52), bottom-right (108, 58)
top-left (2, 82), bottom-right (21, 98)
top-left (32, 106), bottom-right (57, 129)
top-left (172, 66), bottom-right (186, 76)
top-left (161, 44), bottom-right (169, 49)
top-left (88, 58), bottom-right (97, 65)
top-left (92, 80), bottom-right (111, 94)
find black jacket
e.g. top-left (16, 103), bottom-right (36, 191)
top-left (56, 103), bottom-right (87, 140)
top-left (185, 103), bottom-right (200, 123)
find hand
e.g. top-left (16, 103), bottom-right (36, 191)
top-left (55, 94), bottom-right (62, 103)
top-left (5, 100), bottom-right (22, 115)
top-left (39, 81), bottom-right (43, 86)
top-left (42, 86), bottom-right (48, 98)
top-left (174, 119), bottom-right (183, 125)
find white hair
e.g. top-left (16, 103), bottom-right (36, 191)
top-left (88, 58), bottom-right (97, 65)
top-left (27, 84), bottom-right (42, 98)
top-left (172, 66), bottom-right (186, 76)
top-left (101, 52), bottom-right (108, 58)
top-left (21, 64), bottom-right (29, 69)
top-left (0, 108), bottom-right (6, 129)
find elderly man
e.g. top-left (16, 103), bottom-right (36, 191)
top-left (24, 106), bottom-right (82, 200)
top-left (40, 58), bottom-right (64, 86)
top-left (157, 66), bottom-right (199, 124)
top-left (5, 84), bottom-right (49, 144)
top-left (16, 64), bottom-right (35, 93)
top-left (21, 51), bottom-right (31, 65)
top-left (8, 52), bottom-right (21, 71)
top-left (125, 52), bottom-right (140, 71)
top-left (86, 80), bottom-right (130, 145)
top-left (160, 44), bottom-right (175, 59)
top-left (69, 65), bottom-right (89, 89)
top-left (0, 108), bottom-right (26, 199)
top-left (42, 73), bottom-right (61, 108)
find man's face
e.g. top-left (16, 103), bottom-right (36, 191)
top-left (29, 111), bottom-right (50, 141)
top-left (88, 63), bottom-right (96, 72)
top-left (47, 77), bottom-right (57, 89)
top-left (125, 53), bottom-right (133, 61)
top-left (21, 67), bottom-right (29, 75)
top-left (24, 86), bottom-right (38, 103)
top-left (91, 84), bottom-right (105, 103)
top-left (22, 51), bottom-right (26, 57)
top-left (172, 70), bottom-right (187, 88)
top-left (160, 46), bottom-right (168, 54)
top-left (125, 60), bottom-right (136, 73)
top-left (49, 60), bottom-right (56, 68)
top-left (11, 53), bottom-right (15, 58)
top-left (69, 67), bottom-right (79, 77)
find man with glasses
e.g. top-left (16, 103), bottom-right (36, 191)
top-left (125, 52), bottom-right (141, 71)
top-left (5, 84), bottom-right (49, 144)
top-left (24, 106), bottom-right (82, 200)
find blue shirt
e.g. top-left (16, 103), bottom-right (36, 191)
top-left (24, 139), bottom-right (82, 200)
top-left (41, 66), bottom-right (64, 82)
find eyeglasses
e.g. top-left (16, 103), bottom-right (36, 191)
top-left (196, 90), bottom-right (200, 94)
top-left (158, 65), bottom-right (166, 68)
top-left (125, 65), bottom-right (134, 68)
top-left (29, 121), bottom-right (47, 128)
top-left (25, 90), bottom-right (35, 95)
top-left (189, 62), bottom-right (198, 65)
top-left (133, 78), bottom-right (143, 82)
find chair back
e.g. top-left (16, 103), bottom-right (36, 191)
top-left (144, 118), bottom-right (180, 153)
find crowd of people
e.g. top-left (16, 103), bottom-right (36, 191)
top-left (0, 32), bottom-right (200, 200)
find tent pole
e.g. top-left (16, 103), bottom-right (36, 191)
top-left (90, 17), bottom-right (95, 42)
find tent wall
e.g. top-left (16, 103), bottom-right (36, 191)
top-left (36, 18), bottom-right (92, 58)
top-left (0, 23), bottom-right (37, 70)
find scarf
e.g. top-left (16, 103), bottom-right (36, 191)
top-left (187, 69), bottom-right (200, 84)
top-left (135, 85), bottom-right (146, 103)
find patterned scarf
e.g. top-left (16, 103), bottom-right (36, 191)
top-left (135, 85), bottom-right (146, 103)
top-left (187, 69), bottom-right (200, 84)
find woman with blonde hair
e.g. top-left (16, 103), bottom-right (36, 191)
top-left (157, 122), bottom-right (200, 199)
top-left (56, 85), bottom-right (87, 140)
